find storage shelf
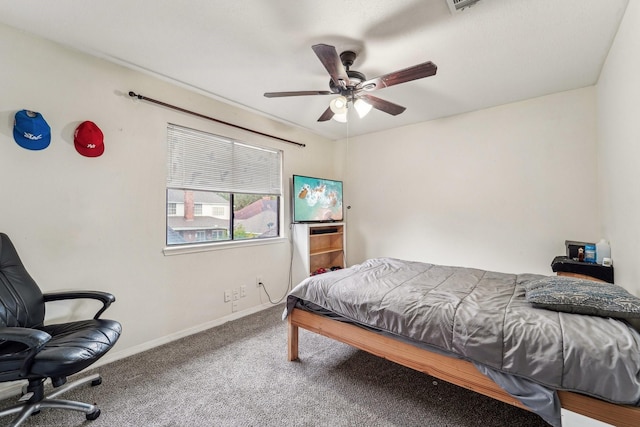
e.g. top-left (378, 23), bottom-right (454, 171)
top-left (311, 248), bottom-right (344, 256)
top-left (293, 223), bottom-right (346, 283)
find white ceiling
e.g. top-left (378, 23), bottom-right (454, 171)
top-left (0, 0), bottom-right (629, 141)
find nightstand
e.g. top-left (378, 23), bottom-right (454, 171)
top-left (551, 256), bottom-right (614, 283)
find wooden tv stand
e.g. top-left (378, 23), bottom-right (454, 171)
top-left (292, 223), bottom-right (345, 284)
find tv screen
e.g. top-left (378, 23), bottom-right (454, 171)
top-left (292, 175), bottom-right (343, 223)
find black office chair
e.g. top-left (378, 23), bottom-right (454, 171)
top-left (0, 233), bottom-right (121, 426)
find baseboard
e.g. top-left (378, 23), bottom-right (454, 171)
top-left (0, 381), bottom-right (27, 401)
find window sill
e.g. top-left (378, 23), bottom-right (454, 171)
top-left (163, 236), bottom-right (287, 256)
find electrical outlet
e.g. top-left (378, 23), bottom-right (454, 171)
top-left (232, 289), bottom-right (239, 301)
top-left (256, 276), bottom-right (262, 287)
top-left (232, 301), bottom-right (238, 312)
top-left (224, 290), bottom-right (231, 302)
top-left (240, 285), bottom-right (247, 297)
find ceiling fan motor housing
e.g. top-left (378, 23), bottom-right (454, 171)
top-left (329, 69), bottom-right (367, 94)
top-left (330, 51), bottom-right (367, 96)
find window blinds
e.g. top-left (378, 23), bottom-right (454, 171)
top-left (167, 124), bottom-right (282, 195)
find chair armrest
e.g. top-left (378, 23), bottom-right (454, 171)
top-left (43, 290), bottom-right (116, 319)
top-left (0, 327), bottom-right (52, 376)
top-left (0, 327), bottom-right (51, 348)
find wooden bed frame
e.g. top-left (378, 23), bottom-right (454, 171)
top-left (287, 307), bottom-right (640, 427)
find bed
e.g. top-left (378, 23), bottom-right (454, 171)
top-left (283, 257), bottom-right (640, 427)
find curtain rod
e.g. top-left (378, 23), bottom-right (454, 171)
top-left (128, 91), bottom-right (305, 148)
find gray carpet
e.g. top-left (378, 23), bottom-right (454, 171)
top-left (0, 304), bottom-right (549, 426)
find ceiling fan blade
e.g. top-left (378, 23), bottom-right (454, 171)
top-left (312, 44), bottom-right (350, 88)
top-left (359, 94), bottom-right (406, 116)
top-left (358, 61), bottom-right (437, 91)
top-left (317, 106), bottom-right (334, 122)
top-left (264, 90), bottom-right (333, 98)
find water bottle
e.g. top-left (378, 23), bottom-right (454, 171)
top-left (596, 239), bottom-right (611, 265)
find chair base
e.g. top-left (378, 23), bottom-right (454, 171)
top-left (0, 373), bottom-right (103, 427)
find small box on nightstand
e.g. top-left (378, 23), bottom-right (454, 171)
top-left (565, 240), bottom-right (593, 260)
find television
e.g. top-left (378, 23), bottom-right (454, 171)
top-left (292, 174), bottom-right (344, 223)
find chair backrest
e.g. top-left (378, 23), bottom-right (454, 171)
top-left (0, 233), bottom-right (45, 328)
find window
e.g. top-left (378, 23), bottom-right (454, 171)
top-left (166, 124), bottom-right (282, 246)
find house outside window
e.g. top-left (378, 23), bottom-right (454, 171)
top-left (166, 124), bottom-right (282, 247)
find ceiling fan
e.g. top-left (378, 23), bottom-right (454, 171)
top-left (264, 44), bottom-right (437, 122)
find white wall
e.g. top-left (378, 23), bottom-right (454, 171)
top-left (0, 23), bottom-right (338, 361)
top-left (343, 87), bottom-right (600, 276)
top-left (597, 1), bottom-right (640, 295)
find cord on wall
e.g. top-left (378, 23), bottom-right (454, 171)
top-left (258, 279), bottom-right (289, 305)
top-left (257, 223), bottom-right (296, 306)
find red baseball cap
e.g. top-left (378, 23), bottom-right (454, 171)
top-left (74, 121), bottom-right (104, 157)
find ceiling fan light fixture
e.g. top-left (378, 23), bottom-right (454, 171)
top-left (354, 98), bottom-right (373, 118)
top-left (332, 112), bottom-right (348, 123)
top-left (329, 96), bottom-right (348, 114)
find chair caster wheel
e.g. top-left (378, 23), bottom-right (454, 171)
top-left (86, 408), bottom-right (101, 420)
top-left (91, 377), bottom-right (102, 386)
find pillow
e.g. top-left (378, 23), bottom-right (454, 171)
top-left (524, 276), bottom-right (640, 319)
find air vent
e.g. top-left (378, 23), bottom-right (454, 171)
top-left (446, 0), bottom-right (481, 14)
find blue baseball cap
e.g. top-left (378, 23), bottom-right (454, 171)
top-left (13, 110), bottom-right (51, 150)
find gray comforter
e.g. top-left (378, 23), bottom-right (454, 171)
top-left (284, 257), bottom-right (640, 408)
